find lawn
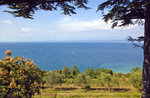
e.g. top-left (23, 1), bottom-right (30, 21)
top-left (34, 85), bottom-right (141, 98)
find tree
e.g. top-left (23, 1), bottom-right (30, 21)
top-left (85, 68), bottom-right (94, 78)
top-left (44, 71), bottom-right (64, 89)
top-left (130, 67), bottom-right (142, 91)
top-left (74, 73), bottom-right (91, 89)
top-left (99, 72), bottom-right (112, 91)
top-left (100, 68), bottom-right (113, 75)
top-left (97, 0), bottom-right (150, 97)
top-left (98, 71), bottom-right (119, 91)
top-left (0, 0), bottom-right (88, 19)
top-left (71, 65), bottom-right (80, 78)
top-left (0, 50), bottom-right (45, 98)
top-left (62, 66), bottom-right (71, 78)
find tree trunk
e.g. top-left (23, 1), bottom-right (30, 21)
top-left (108, 84), bottom-right (111, 91)
top-left (142, 1), bottom-right (150, 98)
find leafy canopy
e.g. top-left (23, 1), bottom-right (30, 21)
top-left (0, 50), bottom-right (45, 98)
top-left (97, 0), bottom-right (146, 28)
top-left (0, 0), bottom-right (88, 19)
top-left (130, 67), bottom-right (142, 91)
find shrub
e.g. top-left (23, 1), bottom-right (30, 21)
top-left (0, 50), bottom-right (45, 98)
top-left (85, 68), bottom-right (94, 78)
top-left (98, 72), bottom-right (119, 91)
top-left (62, 66), bottom-right (71, 78)
top-left (44, 71), bottom-right (64, 89)
top-left (74, 73), bottom-right (91, 89)
top-left (130, 67), bottom-right (142, 91)
top-left (71, 65), bottom-right (80, 78)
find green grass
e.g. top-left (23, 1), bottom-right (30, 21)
top-left (34, 86), bottom-right (141, 98)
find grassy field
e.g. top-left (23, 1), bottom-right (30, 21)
top-left (34, 85), bottom-right (141, 98)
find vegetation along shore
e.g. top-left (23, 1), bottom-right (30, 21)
top-left (0, 50), bottom-right (142, 98)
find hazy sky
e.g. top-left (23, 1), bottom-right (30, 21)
top-left (0, 0), bottom-right (144, 42)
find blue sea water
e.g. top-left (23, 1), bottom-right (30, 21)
top-left (0, 42), bottom-right (143, 73)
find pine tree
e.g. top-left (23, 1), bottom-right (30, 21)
top-left (97, 0), bottom-right (150, 97)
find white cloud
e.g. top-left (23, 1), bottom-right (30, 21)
top-left (21, 27), bottom-right (41, 32)
top-left (2, 20), bottom-right (13, 25)
top-left (58, 17), bottom-right (137, 32)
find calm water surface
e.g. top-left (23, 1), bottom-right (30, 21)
top-left (0, 42), bottom-right (143, 73)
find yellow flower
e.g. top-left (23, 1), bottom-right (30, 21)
top-left (2, 88), bottom-right (7, 92)
top-left (26, 61), bottom-right (34, 68)
top-left (25, 61), bottom-right (30, 65)
top-left (9, 71), bottom-right (13, 76)
top-left (3, 61), bottom-right (7, 65)
top-left (13, 60), bottom-right (16, 64)
top-left (10, 58), bottom-right (14, 63)
top-left (37, 73), bottom-right (41, 78)
top-left (5, 50), bottom-right (12, 56)
top-left (17, 57), bottom-right (23, 61)
top-left (34, 81), bottom-right (39, 87)
top-left (9, 78), bottom-right (17, 89)
top-left (0, 60), bottom-right (3, 65)
top-left (29, 61), bottom-right (34, 68)
top-left (0, 68), bottom-right (4, 74)
top-left (4, 56), bottom-right (10, 60)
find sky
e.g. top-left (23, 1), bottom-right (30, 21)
top-left (0, 0), bottom-right (144, 42)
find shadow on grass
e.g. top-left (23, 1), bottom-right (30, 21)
top-left (41, 86), bottom-right (77, 91)
top-left (55, 87), bottom-right (77, 91)
top-left (90, 88), bottom-right (130, 92)
top-left (42, 86), bottom-right (130, 92)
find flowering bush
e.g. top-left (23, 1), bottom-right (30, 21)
top-left (0, 50), bottom-right (45, 98)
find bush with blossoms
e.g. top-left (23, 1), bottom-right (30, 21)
top-left (0, 50), bottom-right (46, 98)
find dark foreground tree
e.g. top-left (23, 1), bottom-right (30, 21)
top-left (97, 0), bottom-right (150, 97)
top-left (0, 0), bottom-right (150, 97)
top-left (0, 0), bottom-right (88, 19)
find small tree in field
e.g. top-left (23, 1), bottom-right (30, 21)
top-left (98, 71), bottom-right (119, 91)
top-left (74, 73), bottom-right (91, 89)
top-left (99, 72), bottom-right (113, 91)
top-left (62, 66), bottom-right (71, 78)
top-left (85, 68), bottom-right (94, 78)
top-left (71, 65), bottom-right (80, 78)
top-left (0, 50), bottom-right (45, 98)
top-left (44, 71), bottom-right (64, 89)
top-left (130, 67), bottom-right (142, 91)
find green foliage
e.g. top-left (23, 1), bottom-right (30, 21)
top-left (62, 66), bottom-right (71, 78)
top-left (85, 68), bottom-right (101, 79)
top-left (85, 68), bottom-right (94, 78)
top-left (0, 0), bottom-right (88, 19)
top-left (93, 68), bottom-right (100, 78)
top-left (100, 68), bottom-right (113, 75)
top-left (71, 65), bottom-right (80, 78)
top-left (116, 72), bottom-right (130, 86)
top-left (90, 79), bottom-right (99, 86)
top-left (97, 0), bottom-right (147, 28)
top-left (127, 36), bottom-right (144, 48)
top-left (112, 73), bottom-right (120, 88)
top-left (98, 72), bottom-right (119, 91)
top-left (0, 50), bottom-right (45, 98)
top-left (130, 67), bottom-right (142, 91)
top-left (74, 73), bottom-right (91, 89)
top-left (44, 71), bottom-right (64, 89)
top-left (99, 72), bottom-right (112, 90)
top-left (63, 78), bottom-right (74, 84)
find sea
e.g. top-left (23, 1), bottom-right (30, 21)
top-left (0, 42), bottom-right (143, 73)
